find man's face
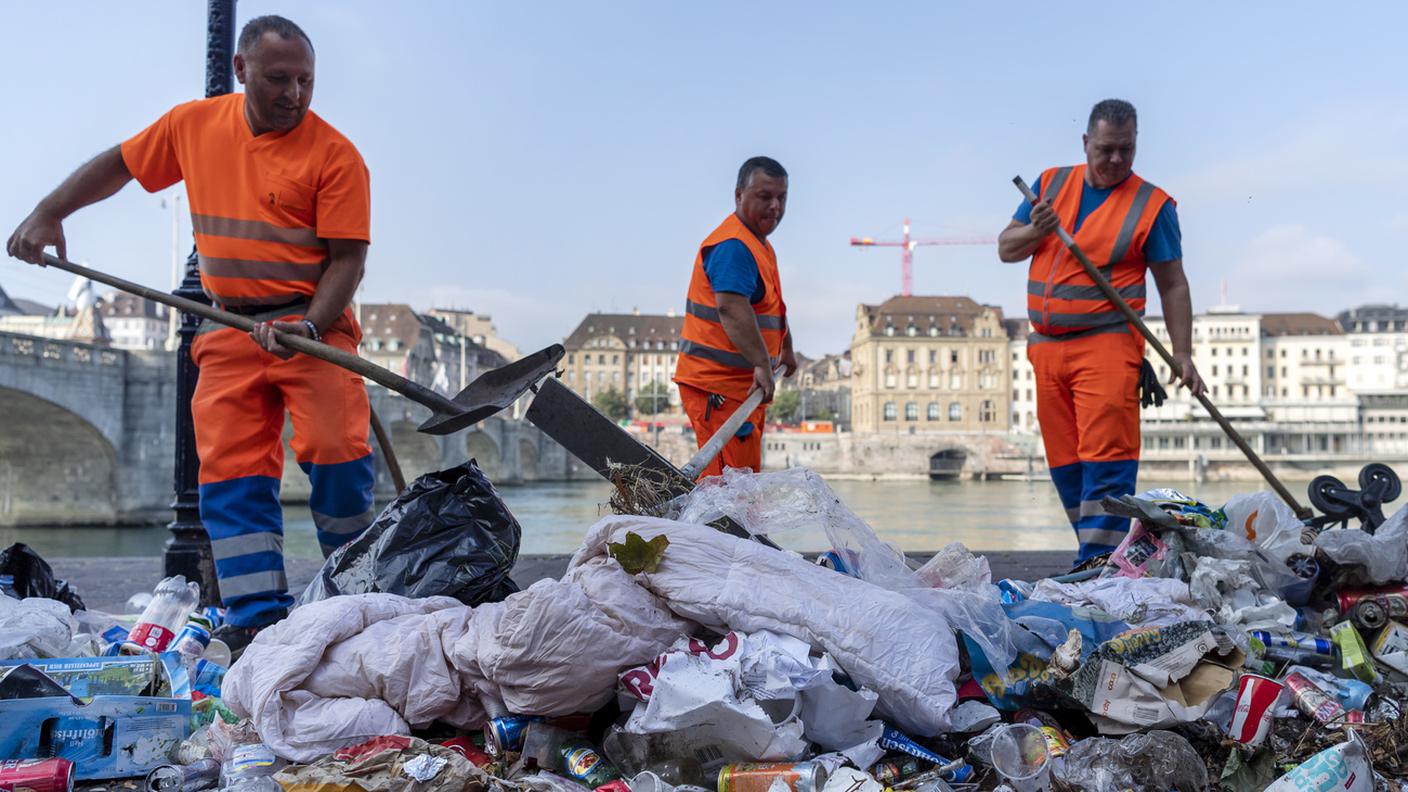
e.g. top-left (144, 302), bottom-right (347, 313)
top-left (1082, 119), bottom-right (1136, 189)
top-left (234, 32), bottom-right (315, 134)
top-left (735, 171), bottom-right (788, 238)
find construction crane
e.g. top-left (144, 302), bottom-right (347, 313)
top-left (850, 218), bottom-right (997, 296)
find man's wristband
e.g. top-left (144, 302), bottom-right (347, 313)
top-left (300, 319), bottom-right (321, 343)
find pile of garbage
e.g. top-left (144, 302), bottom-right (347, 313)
top-left (2, 462), bottom-right (1408, 791)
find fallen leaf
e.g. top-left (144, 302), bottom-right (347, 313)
top-left (609, 532), bottom-right (670, 574)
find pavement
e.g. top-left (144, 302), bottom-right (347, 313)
top-left (51, 550), bottom-right (1072, 614)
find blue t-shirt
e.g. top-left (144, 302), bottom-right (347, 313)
top-left (702, 239), bottom-right (766, 302)
top-left (1013, 173), bottom-right (1182, 263)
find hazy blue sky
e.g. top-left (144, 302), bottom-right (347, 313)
top-left (2, 2), bottom-right (1404, 357)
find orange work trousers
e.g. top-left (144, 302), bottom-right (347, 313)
top-left (1028, 326), bottom-right (1143, 560)
top-left (678, 383), bottom-right (768, 479)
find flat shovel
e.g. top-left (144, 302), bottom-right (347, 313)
top-left (39, 253), bottom-right (563, 436)
top-left (527, 372), bottom-right (785, 548)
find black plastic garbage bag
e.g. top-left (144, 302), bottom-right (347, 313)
top-left (0, 543), bottom-right (84, 612)
top-left (300, 460), bottom-right (521, 606)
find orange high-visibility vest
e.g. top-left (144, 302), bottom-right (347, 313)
top-left (673, 214), bottom-right (787, 401)
top-left (1027, 164), bottom-right (1173, 337)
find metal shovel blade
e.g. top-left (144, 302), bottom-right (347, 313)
top-left (418, 344), bottom-right (566, 435)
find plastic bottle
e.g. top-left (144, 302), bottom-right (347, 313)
top-left (218, 743), bottom-right (284, 792)
top-left (129, 576), bottom-right (201, 653)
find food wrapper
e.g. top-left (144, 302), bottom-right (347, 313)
top-left (275, 735), bottom-right (485, 792)
top-left (1330, 621), bottom-right (1378, 683)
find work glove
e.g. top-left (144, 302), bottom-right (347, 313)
top-left (1138, 359), bottom-right (1167, 409)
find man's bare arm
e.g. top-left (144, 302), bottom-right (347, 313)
top-left (7, 146), bottom-right (133, 264)
top-left (716, 291), bottom-right (776, 401)
top-left (250, 238), bottom-right (367, 357)
top-left (997, 196), bottom-right (1060, 263)
top-left (1150, 259), bottom-right (1206, 395)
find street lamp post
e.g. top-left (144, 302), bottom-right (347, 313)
top-left (165, 0), bottom-right (235, 605)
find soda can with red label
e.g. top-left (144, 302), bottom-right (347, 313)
top-left (1285, 671), bottom-right (1346, 724)
top-left (0, 758), bottom-right (75, 792)
top-left (1228, 673), bottom-right (1283, 746)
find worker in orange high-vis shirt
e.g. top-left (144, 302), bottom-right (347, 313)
top-left (7, 16), bottom-right (374, 651)
top-left (673, 157), bottom-right (798, 478)
top-left (998, 99), bottom-right (1206, 563)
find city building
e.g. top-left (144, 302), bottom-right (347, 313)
top-left (1004, 318), bottom-right (1038, 435)
top-left (1340, 304), bottom-right (1408, 393)
top-left (356, 303), bottom-right (505, 394)
top-left (427, 308), bottom-right (522, 363)
top-left (788, 351), bottom-right (853, 427)
top-left (849, 296), bottom-right (1009, 433)
top-left (562, 310), bottom-right (682, 414)
top-left (98, 292), bottom-right (170, 351)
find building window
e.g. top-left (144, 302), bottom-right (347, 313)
top-left (883, 402), bottom-right (897, 421)
top-left (928, 326), bottom-right (939, 337)
top-left (906, 325), bottom-right (917, 337)
top-left (928, 350), bottom-right (937, 364)
top-left (905, 402), bottom-right (918, 421)
top-left (979, 400), bottom-right (995, 423)
top-left (927, 403), bottom-right (940, 421)
top-left (906, 371), bottom-right (918, 388)
top-left (884, 372), bottom-right (897, 388)
top-left (948, 402), bottom-right (962, 421)
top-left (885, 325), bottom-right (895, 336)
top-left (950, 350), bottom-right (959, 364)
top-left (567, 353), bottom-right (575, 364)
top-left (929, 372), bottom-right (940, 388)
top-left (949, 372), bottom-right (962, 390)
top-left (906, 350), bottom-right (915, 363)
top-left (884, 349), bottom-right (893, 363)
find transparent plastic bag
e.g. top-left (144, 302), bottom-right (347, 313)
top-left (1052, 730), bottom-right (1206, 792)
top-left (1315, 502), bottom-right (1408, 585)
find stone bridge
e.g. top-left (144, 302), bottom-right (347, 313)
top-left (0, 330), bottom-right (576, 526)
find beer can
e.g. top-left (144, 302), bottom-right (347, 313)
top-left (1249, 630), bottom-right (1333, 657)
top-left (1337, 585), bottom-right (1408, 630)
top-left (877, 726), bottom-right (973, 783)
top-left (1228, 673), bottom-right (1283, 747)
top-left (560, 740), bottom-right (621, 789)
top-left (0, 758), bottom-right (75, 792)
top-left (174, 622), bottom-right (212, 657)
top-left (485, 715), bottom-right (541, 755)
top-left (1284, 672), bottom-right (1346, 724)
top-left (145, 759), bottom-right (221, 792)
top-left (869, 757), bottom-right (923, 785)
top-left (816, 550), bottom-right (859, 577)
top-left (717, 762), bottom-right (826, 792)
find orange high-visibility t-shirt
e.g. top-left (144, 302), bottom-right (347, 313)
top-left (121, 93), bottom-right (370, 308)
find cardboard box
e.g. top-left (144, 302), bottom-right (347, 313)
top-left (0, 664), bottom-right (190, 780)
top-left (0, 654), bottom-right (180, 700)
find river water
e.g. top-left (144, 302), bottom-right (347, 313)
top-left (4, 477), bottom-right (1264, 560)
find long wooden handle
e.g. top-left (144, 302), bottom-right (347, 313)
top-left (1014, 177), bottom-right (1311, 519)
top-left (680, 366), bottom-right (785, 480)
top-left (40, 253), bottom-right (461, 415)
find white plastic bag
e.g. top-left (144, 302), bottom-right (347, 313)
top-left (1222, 491), bottom-right (1311, 563)
top-left (0, 595), bottom-right (75, 659)
top-left (1315, 503), bottom-right (1408, 585)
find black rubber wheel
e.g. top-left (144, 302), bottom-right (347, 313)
top-left (1359, 463), bottom-right (1402, 503)
top-left (1308, 475), bottom-right (1349, 516)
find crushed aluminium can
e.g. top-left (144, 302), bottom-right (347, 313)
top-left (0, 758), bottom-right (75, 792)
top-left (485, 715), bottom-right (543, 755)
top-left (1284, 672), bottom-right (1363, 724)
top-left (877, 726), bottom-right (973, 783)
top-left (1249, 630), bottom-right (1333, 657)
top-left (717, 762), bottom-right (826, 792)
top-left (1337, 584), bottom-right (1408, 630)
top-left (145, 759), bottom-right (221, 792)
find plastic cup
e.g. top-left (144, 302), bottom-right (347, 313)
top-left (1229, 673), bottom-right (1284, 747)
top-left (989, 723), bottom-right (1051, 792)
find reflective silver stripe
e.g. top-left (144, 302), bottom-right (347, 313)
top-left (1078, 500), bottom-right (1108, 518)
top-left (1028, 325), bottom-right (1131, 345)
top-left (1105, 180), bottom-right (1157, 269)
top-left (679, 339), bottom-right (754, 370)
top-left (686, 300), bottom-right (785, 331)
top-left (685, 300), bottom-right (720, 323)
top-left (1030, 281), bottom-right (1146, 302)
top-left (1076, 527), bottom-right (1129, 547)
top-left (1042, 167), bottom-right (1073, 202)
top-left (209, 532), bottom-right (284, 560)
top-left (200, 255), bottom-right (326, 282)
top-left (195, 301), bottom-right (309, 335)
top-left (312, 508), bottom-right (374, 539)
top-left (218, 569), bottom-right (288, 599)
top-left (1064, 507), bottom-right (1080, 525)
top-left (1043, 309), bottom-right (1138, 328)
top-left (192, 213), bottom-right (322, 248)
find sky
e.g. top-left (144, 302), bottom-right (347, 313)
top-left (2, 2), bottom-right (1405, 358)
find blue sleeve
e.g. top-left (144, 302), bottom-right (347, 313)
top-left (1143, 200), bottom-right (1182, 263)
top-left (1013, 174), bottom-right (1042, 223)
top-left (702, 239), bottom-right (760, 297)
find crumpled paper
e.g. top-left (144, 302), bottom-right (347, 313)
top-left (1030, 576), bottom-right (1209, 628)
top-left (1186, 556), bottom-right (1297, 631)
top-left (275, 735), bottom-right (485, 792)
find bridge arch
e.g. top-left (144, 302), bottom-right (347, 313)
top-left (390, 419), bottom-right (445, 482)
top-left (465, 430), bottom-right (503, 480)
top-left (0, 387), bottom-right (119, 524)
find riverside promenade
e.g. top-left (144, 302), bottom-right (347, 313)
top-left (51, 551), bottom-right (1072, 614)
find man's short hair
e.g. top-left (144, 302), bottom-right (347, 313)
top-left (736, 156), bottom-right (787, 191)
top-left (238, 15), bottom-right (314, 55)
top-left (1087, 99), bottom-right (1137, 133)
